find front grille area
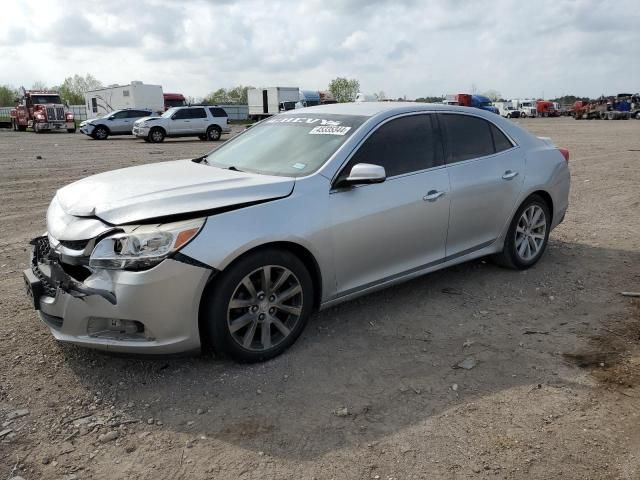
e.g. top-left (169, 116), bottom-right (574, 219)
top-left (45, 106), bottom-right (65, 121)
top-left (31, 237), bottom-right (57, 297)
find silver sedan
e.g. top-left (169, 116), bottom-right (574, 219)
top-left (24, 102), bottom-right (570, 362)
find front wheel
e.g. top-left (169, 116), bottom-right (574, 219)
top-left (148, 127), bottom-right (165, 143)
top-left (492, 194), bottom-right (551, 269)
top-left (92, 126), bottom-right (109, 140)
top-left (67, 128), bottom-right (76, 133)
top-left (203, 249), bottom-right (314, 362)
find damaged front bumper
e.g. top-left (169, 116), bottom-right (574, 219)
top-left (23, 236), bottom-right (212, 354)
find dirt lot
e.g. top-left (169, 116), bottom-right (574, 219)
top-left (1, 119), bottom-right (639, 479)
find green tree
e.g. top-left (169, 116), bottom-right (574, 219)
top-left (31, 81), bottom-right (47, 91)
top-left (482, 90), bottom-right (501, 102)
top-left (204, 85), bottom-right (253, 105)
top-left (0, 85), bottom-right (17, 107)
top-left (415, 96), bottom-right (445, 103)
top-left (328, 77), bottom-right (360, 103)
top-left (58, 74), bottom-right (103, 105)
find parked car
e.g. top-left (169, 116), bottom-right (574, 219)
top-left (132, 106), bottom-right (231, 143)
top-left (79, 109), bottom-right (154, 140)
top-left (24, 103), bottom-right (570, 362)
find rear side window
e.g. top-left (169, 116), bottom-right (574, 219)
top-left (345, 114), bottom-right (441, 178)
top-left (441, 114), bottom-right (495, 163)
top-left (490, 124), bottom-right (513, 152)
top-left (189, 108), bottom-right (207, 119)
top-left (209, 107), bottom-right (228, 117)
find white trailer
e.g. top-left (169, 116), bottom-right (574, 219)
top-left (248, 87), bottom-right (300, 119)
top-left (84, 81), bottom-right (164, 118)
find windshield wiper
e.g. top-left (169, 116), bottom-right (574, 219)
top-left (191, 155), bottom-right (208, 164)
top-left (227, 166), bottom-right (243, 172)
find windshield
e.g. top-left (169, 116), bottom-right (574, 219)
top-left (205, 113), bottom-right (368, 177)
top-left (31, 95), bottom-right (62, 104)
top-left (161, 107), bottom-right (179, 118)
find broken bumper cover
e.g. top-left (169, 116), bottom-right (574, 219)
top-left (23, 236), bottom-right (212, 354)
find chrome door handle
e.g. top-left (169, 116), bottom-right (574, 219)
top-left (423, 190), bottom-right (446, 202)
top-left (502, 170), bottom-right (519, 180)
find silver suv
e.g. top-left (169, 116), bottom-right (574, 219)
top-left (132, 105), bottom-right (231, 143)
top-left (79, 109), bottom-right (154, 140)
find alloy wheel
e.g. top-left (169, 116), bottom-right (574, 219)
top-left (515, 205), bottom-right (547, 261)
top-left (227, 265), bottom-right (303, 352)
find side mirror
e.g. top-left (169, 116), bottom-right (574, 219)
top-left (337, 163), bottom-right (386, 188)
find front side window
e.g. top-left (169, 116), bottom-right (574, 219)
top-left (171, 109), bottom-right (189, 120)
top-left (342, 114), bottom-right (441, 179)
top-left (441, 114), bottom-right (495, 163)
top-left (128, 110), bottom-right (150, 118)
top-left (205, 113), bottom-right (367, 177)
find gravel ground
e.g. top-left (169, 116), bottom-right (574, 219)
top-left (1, 119), bottom-right (639, 479)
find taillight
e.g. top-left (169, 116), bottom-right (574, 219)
top-left (558, 148), bottom-right (569, 162)
top-left (227, 118), bottom-right (230, 124)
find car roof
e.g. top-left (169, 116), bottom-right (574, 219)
top-left (281, 101), bottom-right (495, 118)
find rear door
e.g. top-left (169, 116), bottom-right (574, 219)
top-left (187, 107), bottom-right (207, 134)
top-left (329, 113), bottom-right (451, 296)
top-left (440, 113), bottom-right (525, 257)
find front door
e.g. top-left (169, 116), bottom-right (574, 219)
top-left (329, 113), bottom-right (451, 297)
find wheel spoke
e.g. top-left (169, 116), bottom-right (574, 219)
top-left (527, 236), bottom-right (537, 255)
top-left (278, 284), bottom-right (301, 302)
top-left (242, 276), bottom-right (258, 299)
top-left (518, 237), bottom-right (528, 256)
top-left (276, 304), bottom-right (302, 316)
top-left (242, 320), bottom-right (258, 347)
top-left (261, 322), bottom-right (272, 349)
top-left (229, 298), bottom-right (254, 309)
top-left (530, 208), bottom-right (542, 227)
top-left (229, 312), bottom-right (255, 333)
top-left (271, 270), bottom-right (290, 293)
top-left (261, 266), bottom-right (271, 295)
top-left (516, 226), bottom-right (526, 235)
top-left (532, 220), bottom-right (546, 230)
top-left (271, 316), bottom-right (291, 336)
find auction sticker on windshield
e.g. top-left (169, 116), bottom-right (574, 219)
top-left (309, 125), bottom-right (352, 135)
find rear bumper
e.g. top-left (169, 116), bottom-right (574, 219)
top-left (24, 236), bottom-right (212, 354)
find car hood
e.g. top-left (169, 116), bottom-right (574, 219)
top-left (134, 116), bottom-right (162, 125)
top-left (55, 159), bottom-right (295, 225)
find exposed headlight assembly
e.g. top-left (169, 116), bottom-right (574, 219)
top-left (89, 218), bottom-right (205, 270)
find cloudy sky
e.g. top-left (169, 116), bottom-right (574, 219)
top-left (1, 0), bottom-right (639, 100)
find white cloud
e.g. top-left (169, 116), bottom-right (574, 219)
top-left (0, 0), bottom-right (638, 99)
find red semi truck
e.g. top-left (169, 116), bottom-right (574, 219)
top-left (10, 89), bottom-right (75, 133)
top-left (536, 100), bottom-right (559, 117)
top-left (163, 93), bottom-right (187, 110)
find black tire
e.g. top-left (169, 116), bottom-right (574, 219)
top-left (492, 194), bottom-right (551, 270)
top-left (206, 125), bottom-right (222, 141)
top-left (17, 125), bottom-right (26, 132)
top-left (92, 126), bottom-right (109, 140)
top-left (203, 248), bottom-right (314, 362)
top-left (67, 128), bottom-right (76, 133)
top-left (148, 127), bottom-right (165, 143)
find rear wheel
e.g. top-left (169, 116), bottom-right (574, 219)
top-left (148, 127), bottom-right (165, 143)
top-left (492, 194), bottom-right (551, 269)
top-left (206, 125), bottom-right (222, 141)
top-left (92, 126), bottom-right (109, 140)
top-left (17, 125), bottom-right (26, 131)
top-left (203, 249), bottom-right (314, 362)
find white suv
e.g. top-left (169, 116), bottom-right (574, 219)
top-left (132, 106), bottom-right (231, 143)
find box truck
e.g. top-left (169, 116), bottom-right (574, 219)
top-left (84, 81), bottom-right (165, 117)
top-left (248, 87), bottom-right (300, 119)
